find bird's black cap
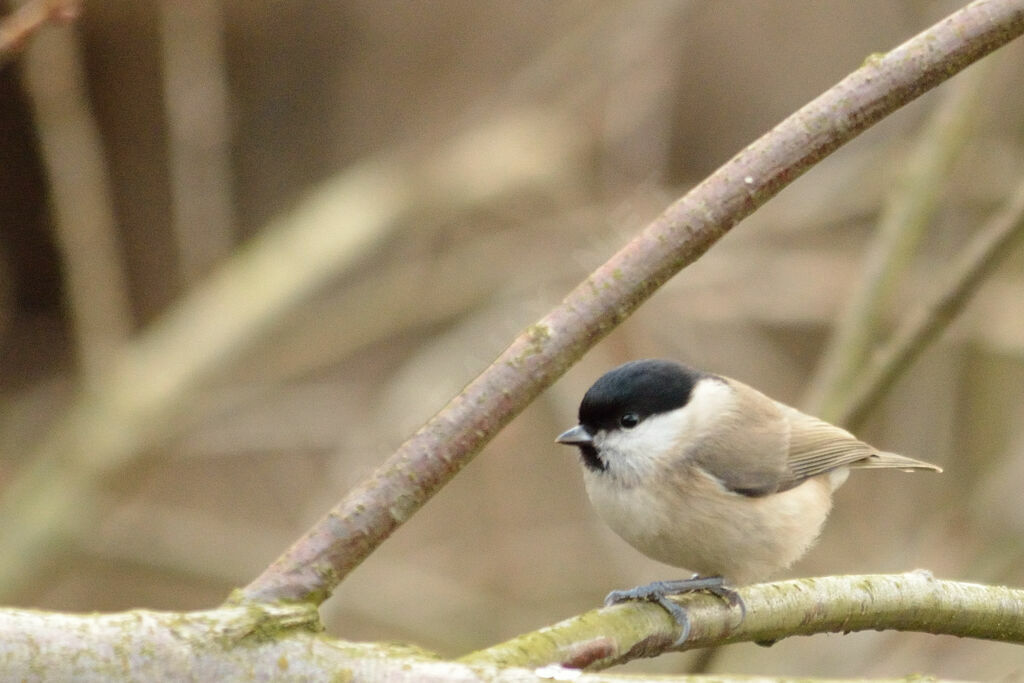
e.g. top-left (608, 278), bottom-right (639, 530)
top-left (577, 359), bottom-right (706, 431)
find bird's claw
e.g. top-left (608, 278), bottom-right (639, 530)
top-left (704, 582), bottom-right (746, 620)
top-left (603, 575), bottom-right (746, 646)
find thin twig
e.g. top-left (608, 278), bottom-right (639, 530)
top-left (836, 175), bottom-right (1024, 429)
top-left (0, 0), bottom-right (78, 67)
top-left (21, 0), bottom-right (133, 381)
top-left (158, 0), bottom-right (235, 280)
top-left (241, 0), bottom-right (1024, 605)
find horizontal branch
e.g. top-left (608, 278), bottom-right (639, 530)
top-left (460, 573), bottom-right (1024, 670)
top-left (0, 584), bottom-right (988, 681)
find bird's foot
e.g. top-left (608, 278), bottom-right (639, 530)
top-left (604, 575), bottom-right (745, 645)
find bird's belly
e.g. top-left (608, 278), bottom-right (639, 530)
top-left (583, 468), bottom-right (833, 585)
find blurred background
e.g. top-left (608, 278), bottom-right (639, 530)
top-left (1, 0), bottom-right (1023, 678)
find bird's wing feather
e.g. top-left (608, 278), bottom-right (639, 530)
top-left (778, 405), bottom-right (942, 487)
top-left (844, 449), bottom-right (942, 472)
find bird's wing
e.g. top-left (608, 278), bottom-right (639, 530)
top-left (687, 380), bottom-right (941, 497)
top-left (686, 379), bottom-right (792, 497)
top-left (779, 405), bottom-right (942, 487)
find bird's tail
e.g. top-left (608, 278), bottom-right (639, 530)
top-left (851, 450), bottom-right (943, 473)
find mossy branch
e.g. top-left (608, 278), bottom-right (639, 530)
top-left (461, 573), bottom-right (1024, 671)
top-left (4, 576), bottom-right (1015, 679)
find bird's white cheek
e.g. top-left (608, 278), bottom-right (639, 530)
top-left (596, 410), bottom-right (698, 487)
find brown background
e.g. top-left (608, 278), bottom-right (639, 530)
top-left (1, 0), bottom-right (1023, 677)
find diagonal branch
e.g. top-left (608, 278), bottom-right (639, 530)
top-left (459, 573), bottom-right (1024, 671)
top-left (0, 111), bottom-right (582, 600)
top-left (835, 174), bottom-right (1024, 429)
top-left (241, 0), bottom-right (1024, 604)
top-left (803, 62), bottom-right (989, 420)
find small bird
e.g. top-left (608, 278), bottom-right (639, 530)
top-left (556, 359), bottom-right (941, 640)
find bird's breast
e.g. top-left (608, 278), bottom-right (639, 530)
top-left (583, 463), bottom-right (834, 585)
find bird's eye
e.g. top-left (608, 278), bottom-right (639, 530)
top-left (619, 413), bottom-right (640, 429)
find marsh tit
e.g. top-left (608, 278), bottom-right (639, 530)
top-left (557, 359), bottom-right (941, 639)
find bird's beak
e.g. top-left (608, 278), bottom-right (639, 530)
top-left (556, 425), bottom-right (593, 446)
